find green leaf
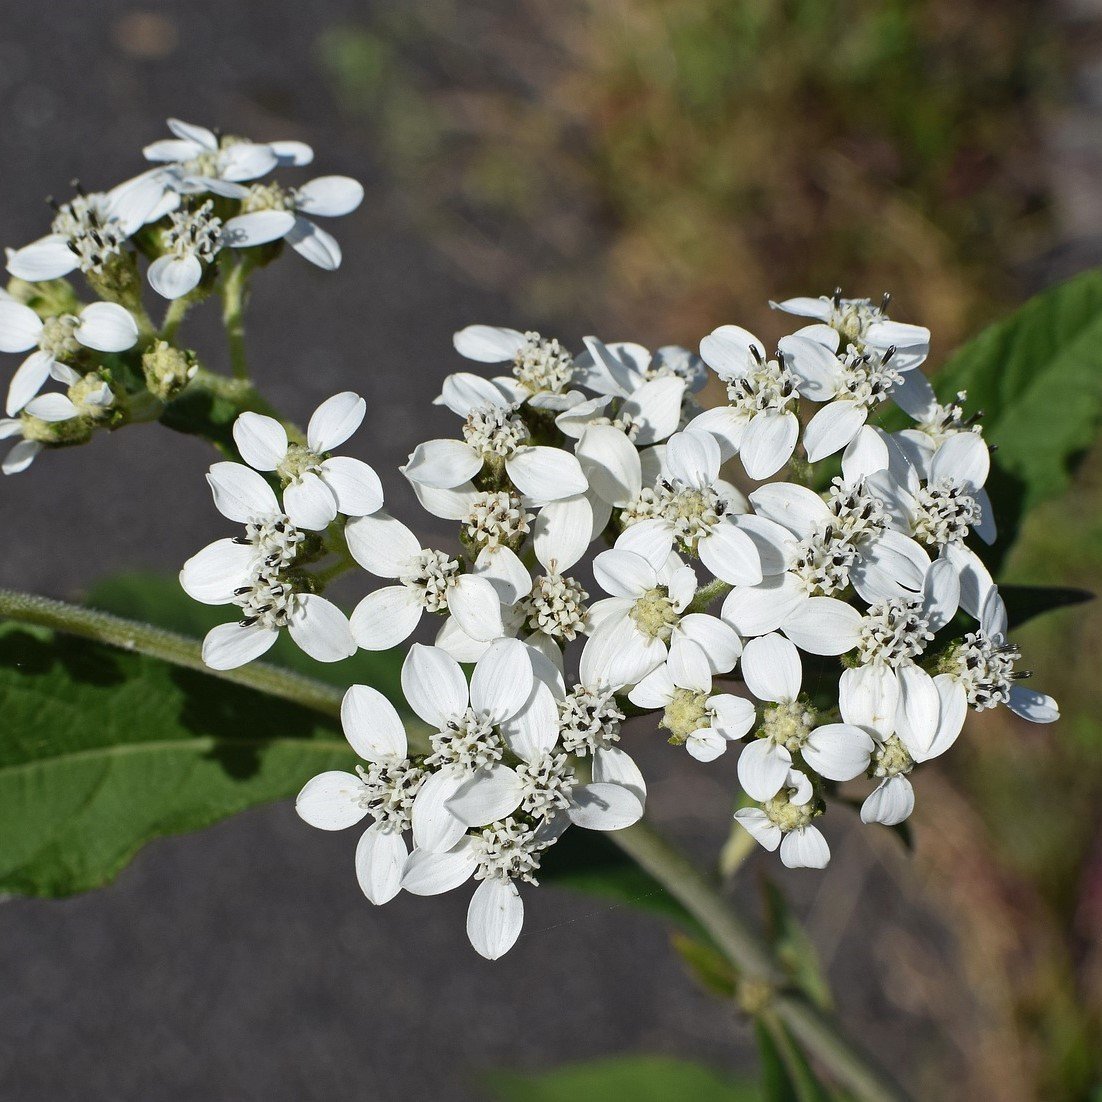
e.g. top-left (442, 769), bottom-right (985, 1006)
top-left (756, 1021), bottom-right (799, 1102)
top-left (932, 268), bottom-right (1102, 566)
top-left (485, 1055), bottom-right (761, 1102)
top-left (998, 584), bottom-right (1093, 630)
top-left (0, 621), bottom-right (353, 897)
top-left (761, 879), bottom-right (832, 1010)
top-left (87, 572), bottom-right (405, 703)
top-left (756, 1019), bottom-right (835, 1102)
top-left (672, 930), bottom-right (740, 998)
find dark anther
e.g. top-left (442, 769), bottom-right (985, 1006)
top-left (880, 292), bottom-right (892, 313)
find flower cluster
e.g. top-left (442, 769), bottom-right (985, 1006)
top-left (184, 298), bottom-right (1054, 959)
top-left (0, 118), bottom-right (362, 474)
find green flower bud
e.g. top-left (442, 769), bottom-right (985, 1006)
top-left (142, 341), bottom-right (198, 401)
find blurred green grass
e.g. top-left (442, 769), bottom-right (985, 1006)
top-left (315, 3), bottom-right (1099, 1097)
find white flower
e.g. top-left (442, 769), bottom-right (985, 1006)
top-left (180, 461), bottom-right (356, 669)
top-left (403, 391), bottom-right (588, 504)
top-left (0, 417), bottom-right (43, 475)
top-left (629, 638), bottom-right (755, 761)
top-left (347, 511), bottom-right (510, 651)
top-left (198, 176), bottom-right (364, 271)
top-left (0, 300), bottom-right (138, 415)
top-left (295, 684), bottom-right (426, 903)
top-left (233, 392), bottom-right (382, 530)
top-left (619, 429), bottom-right (767, 585)
top-left (736, 633), bottom-right (873, 801)
top-left (734, 769), bottom-right (831, 869)
top-left (574, 335), bottom-right (706, 400)
top-left (143, 117), bottom-right (312, 192)
top-left (580, 529), bottom-right (739, 689)
top-left (147, 199), bottom-right (294, 299)
top-left (6, 181), bottom-right (162, 281)
top-left (771, 291), bottom-right (930, 372)
top-left (453, 326), bottom-right (578, 407)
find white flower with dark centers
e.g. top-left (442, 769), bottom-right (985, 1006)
top-left (295, 684), bottom-right (425, 903)
top-left (233, 392), bottom-right (382, 530)
top-left (580, 529), bottom-right (741, 689)
top-left (404, 391), bottom-right (588, 504)
top-left (147, 199), bottom-right (294, 299)
top-left (200, 176), bottom-right (364, 271)
top-left (689, 325), bottom-right (816, 479)
top-left (0, 300), bottom-right (138, 416)
top-left (630, 638), bottom-right (755, 761)
top-left (947, 589), bottom-right (1059, 725)
top-left (771, 290), bottom-right (930, 372)
top-left (574, 335), bottom-right (706, 400)
top-left (143, 117), bottom-right (312, 191)
top-left (620, 429), bottom-right (766, 584)
top-left (557, 683), bottom-right (625, 756)
top-left (736, 633), bottom-right (873, 801)
top-left (347, 511), bottom-right (510, 650)
top-left (734, 769), bottom-right (831, 869)
top-left (180, 461), bottom-right (356, 669)
top-left (453, 326), bottom-right (576, 406)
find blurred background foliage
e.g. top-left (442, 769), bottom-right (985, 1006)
top-left (311, 2), bottom-right (1101, 1098)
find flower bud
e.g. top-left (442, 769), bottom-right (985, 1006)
top-left (142, 341), bottom-right (198, 400)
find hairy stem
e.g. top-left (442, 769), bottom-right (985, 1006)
top-left (606, 819), bottom-right (911, 1102)
top-left (687, 577), bottom-right (732, 614)
top-left (221, 259), bottom-right (253, 380)
top-left (0, 589), bottom-right (342, 719)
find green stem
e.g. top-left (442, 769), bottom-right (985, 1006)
top-left (606, 819), bottom-right (911, 1102)
top-left (0, 589), bottom-right (342, 719)
top-left (687, 577), bottom-right (732, 613)
top-left (0, 587), bottom-right (907, 1100)
top-left (160, 296), bottom-right (191, 342)
top-left (221, 259), bottom-right (253, 380)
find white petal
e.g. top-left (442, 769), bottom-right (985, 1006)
top-left (24, 392), bottom-right (78, 422)
top-left (686, 729), bottom-right (728, 762)
top-left (700, 325), bottom-right (766, 373)
top-left (179, 538), bottom-right (256, 604)
top-left (781, 597), bottom-right (861, 656)
top-left (665, 429), bottom-right (721, 488)
top-left (533, 494), bottom-right (593, 573)
top-left (448, 574), bottom-right (506, 643)
top-left (576, 424), bottom-right (641, 507)
top-left (295, 175), bottom-right (364, 217)
top-left (740, 410), bottom-right (799, 480)
top-left (269, 139), bottom-right (314, 166)
top-left (403, 438), bottom-right (483, 489)
top-left (402, 644), bottom-right (469, 728)
top-left (614, 519), bottom-right (674, 572)
top-left (307, 391), bottom-right (366, 452)
top-left (74, 302), bottom-right (138, 352)
top-left (1, 438), bottom-right (41, 475)
top-left (452, 325), bottom-right (526, 363)
top-left (771, 296), bottom-right (833, 321)
top-left (286, 216), bottom-right (341, 269)
top-left (697, 521), bottom-right (763, 586)
top-left (6, 236), bottom-right (79, 281)
top-left (341, 684), bottom-right (407, 762)
top-left (803, 723), bottom-right (873, 781)
top-left (580, 616), bottom-right (666, 690)
top-left (434, 615), bottom-right (492, 664)
top-left (410, 479), bottom-right (479, 520)
top-left (1008, 685), bottom-right (1060, 724)
top-left (780, 826), bottom-right (830, 869)
top-left (709, 693), bottom-right (757, 739)
top-left (284, 471), bottom-right (338, 531)
top-left (0, 300), bottom-right (42, 351)
top-left (628, 664), bottom-right (676, 709)
top-left (6, 351), bottom-right (55, 415)
top-left (740, 633), bottom-right (802, 703)
top-left (501, 681), bottom-right (560, 761)
top-left (295, 770), bottom-right (369, 831)
top-left (623, 375), bottom-right (686, 445)
top-left (839, 665), bottom-right (899, 738)
top-left (219, 142), bottom-right (279, 182)
top-left (319, 456), bottom-right (383, 517)
top-left (686, 406), bottom-right (748, 460)
top-left (232, 412), bottom-right (288, 471)
top-left (470, 638), bottom-right (534, 722)
top-left (166, 118), bottom-right (217, 147)
top-left (206, 461), bottom-right (279, 522)
top-left (472, 545), bottom-right (531, 606)
top-left (288, 595), bottom-right (356, 662)
top-left (593, 548), bottom-right (656, 598)
top-left (730, 514), bottom-right (797, 576)
top-left (202, 621), bottom-right (278, 669)
top-left (437, 371), bottom-right (518, 415)
top-left (467, 878), bottom-right (524, 960)
top-left (355, 825), bottom-right (407, 904)
top-left (567, 782), bottom-right (644, 830)
top-left (677, 613), bottom-right (742, 674)
top-left (737, 739), bottom-right (792, 801)
top-left (345, 509), bottom-right (422, 577)
top-left (448, 764), bottom-right (524, 826)
top-left (148, 253), bottom-right (203, 300)
top-left (591, 746), bottom-right (647, 803)
top-left (841, 425), bottom-right (891, 481)
top-left (861, 776), bottom-right (914, 826)
top-left (722, 575), bottom-right (807, 638)
top-left (667, 636), bottom-right (712, 692)
top-left (401, 839), bottom-right (477, 896)
top-left (920, 674), bottom-right (969, 760)
top-left (748, 482), bottom-right (831, 539)
top-left (412, 767), bottom-right (467, 852)
top-left (803, 401), bottom-right (867, 462)
top-left (734, 807), bottom-right (782, 851)
top-left (778, 333), bottom-right (841, 400)
top-left (507, 446), bottom-right (588, 502)
top-left (894, 664), bottom-right (941, 759)
top-left (943, 542), bottom-right (995, 619)
top-left (922, 554), bottom-right (961, 632)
